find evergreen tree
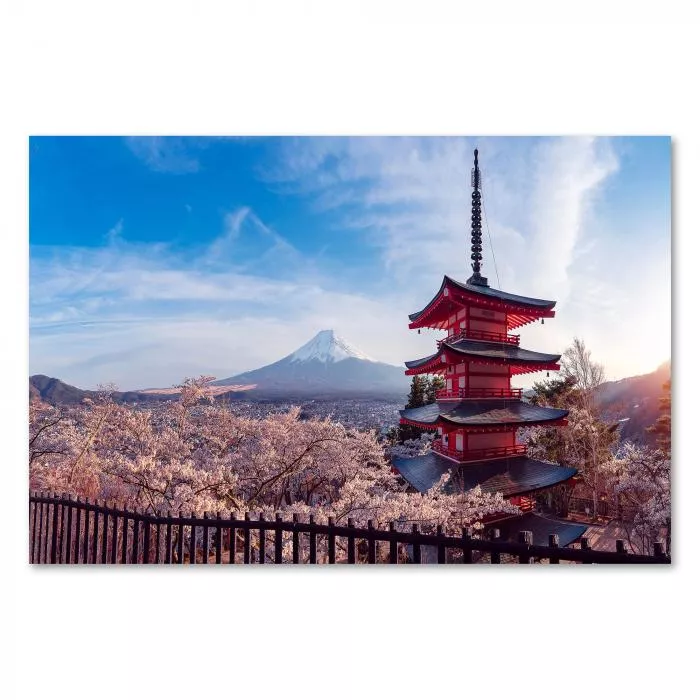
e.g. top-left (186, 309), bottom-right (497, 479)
top-left (529, 375), bottom-right (577, 408)
top-left (405, 376), bottom-right (429, 408)
top-left (398, 375), bottom-right (444, 442)
top-left (425, 375), bottom-right (446, 405)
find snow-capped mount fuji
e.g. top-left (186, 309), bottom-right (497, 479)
top-left (211, 330), bottom-right (407, 398)
top-left (288, 330), bottom-right (377, 364)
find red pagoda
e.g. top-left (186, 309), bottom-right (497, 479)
top-left (391, 149), bottom-right (585, 546)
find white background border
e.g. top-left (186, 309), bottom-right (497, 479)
top-left (3, 2), bottom-right (698, 698)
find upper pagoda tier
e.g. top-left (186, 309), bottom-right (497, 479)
top-left (408, 275), bottom-right (556, 332)
top-left (404, 338), bottom-right (561, 376)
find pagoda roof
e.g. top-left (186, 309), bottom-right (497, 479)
top-left (391, 452), bottom-right (578, 496)
top-left (404, 339), bottom-right (561, 371)
top-left (490, 513), bottom-right (588, 547)
top-left (408, 276), bottom-right (556, 325)
top-left (399, 400), bottom-right (568, 428)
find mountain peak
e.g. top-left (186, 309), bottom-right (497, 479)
top-left (288, 330), bottom-right (377, 364)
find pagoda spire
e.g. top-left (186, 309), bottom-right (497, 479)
top-left (467, 148), bottom-right (488, 287)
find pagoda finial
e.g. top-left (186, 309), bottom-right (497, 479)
top-left (467, 148), bottom-right (488, 287)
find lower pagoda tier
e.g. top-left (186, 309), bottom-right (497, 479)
top-left (399, 399), bottom-right (568, 430)
top-left (489, 513), bottom-right (587, 547)
top-left (392, 452), bottom-right (578, 496)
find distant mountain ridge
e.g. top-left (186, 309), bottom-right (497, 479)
top-left (594, 360), bottom-right (671, 444)
top-left (211, 330), bottom-right (408, 398)
top-left (29, 375), bottom-right (173, 405)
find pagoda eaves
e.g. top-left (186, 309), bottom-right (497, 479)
top-left (408, 275), bottom-right (556, 332)
top-left (399, 399), bottom-right (568, 431)
top-left (392, 451), bottom-right (578, 499)
top-left (404, 338), bottom-right (561, 376)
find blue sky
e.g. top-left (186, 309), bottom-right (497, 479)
top-left (29, 136), bottom-right (671, 390)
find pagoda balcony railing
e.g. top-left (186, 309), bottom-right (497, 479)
top-left (436, 387), bottom-right (523, 400)
top-left (440, 329), bottom-right (520, 346)
top-left (431, 441), bottom-right (527, 462)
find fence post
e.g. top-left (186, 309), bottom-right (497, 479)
top-left (215, 512), bottom-right (223, 564)
top-left (327, 516), bottom-right (336, 564)
top-left (228, 511), bottom-right (238, 564)
top-left (389, 522), bottom-right (398, 563)
top-left (436, 525), bottom-right (446, 564)
top-left (110, 503), bottom-right (118, 564)
top-left (50, 493), bottom-right (59, 564)
top-left (243, 512), bottom-right (251, 564)
top-left (367, 520), bottom-right (376, 564)
top-left (518, 531), bottom-right (533, 564)
top-left (44, 495), bottom-right (51, 564)
top-left (154, 510), bottom-right (161, 564)
top-left (309, 515), bottom-right (317, 564)
top-left (30, 492), bottom-right (37, 563)
top-left (165, 511), bottom-right (173, 564)
top-left (121, 506), bottom-right (129, 564)
top-left (36, 493), bottom-right (44, 564)
top-left (653, 542), bottom-right (665, 558)
top-left (65, 497), bottom-right (74, 565)
top-left (616, 539), bottom-right (627, 555)
top-left (228, 511), bottom-right (240, 564)
top-left (131, 511), bottom-right (140, 564)
top-left (347, 518), bottom-right (356, 564)
top-left (189, 511), bottom-right (197, 564)
top-left (75, 497), bottom-right (84, 563)
top-left (580, 537), bottom-right (591, 563)
top-left (461, 527), bottom-right (473, 564)
top-left (91, 500), bottom-right (100, 564)
top-left (411, 523), bottom-right (421, 564)
top-left (142, 512), bottom-right (151, 564)
top-left (176, 511), bottom-right (185, 564)
top-left (548, 534), bottom-right (560, 564)
top-left (258, 513), bottom-right (266, 564)
top-left (275, 513), bottom-right (283, 564)
top-left (58, 494), bottom-right (66, 564)
top-left (28, 493), bottom-right (34, 563)
top-left (101, 500), bottom-right (109, 564)
top-left (202, 512), bottom-right (210, 565)
top-left (292, 513), bottom-right (300, 564)
top-left (490, 528), bottom-right (501, 564)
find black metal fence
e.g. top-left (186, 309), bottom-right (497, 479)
top-left (29, 492), bottom-right (670, 565)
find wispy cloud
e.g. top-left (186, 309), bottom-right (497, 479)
top-left (125, 137), bottom-right (202, 174)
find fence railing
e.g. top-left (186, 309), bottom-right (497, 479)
top-left (29, 492), bottom-right (670, 565)
top-left (568, 497), bottom-right (637, 522)
top-left (441, 329), bottom-right (520, 346)
top-left (436, 387), bottom-right (523, 400)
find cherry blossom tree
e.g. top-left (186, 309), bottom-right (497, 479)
top-left (524, 339), bottom-right (618, 519)
top-left (29, 375), bottom-right (520, 562)
top-left (602, 442), bottom-right (670, 556)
